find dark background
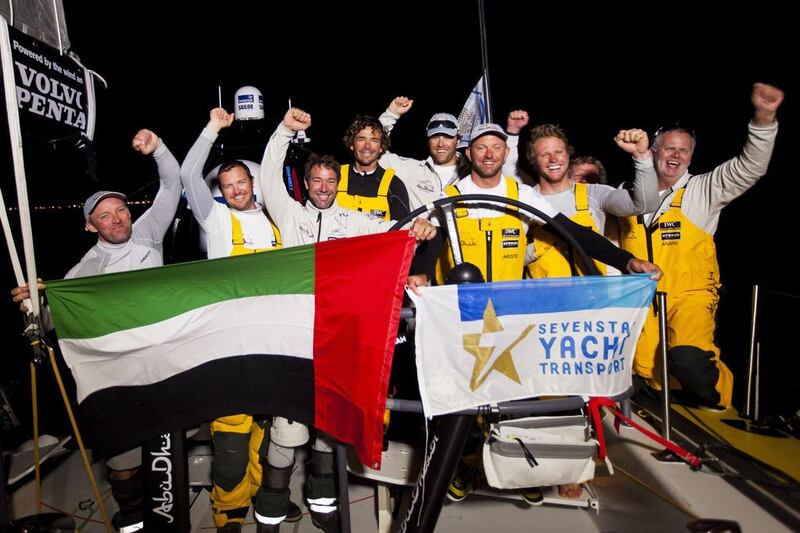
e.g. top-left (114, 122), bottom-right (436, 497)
top-left (2, 2), bottom-right (796, 441)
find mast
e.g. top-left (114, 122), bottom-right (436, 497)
top-left (477, 0), bottom-right (493, 122)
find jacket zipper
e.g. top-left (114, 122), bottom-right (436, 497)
top-left (486, 230), bottom-right (493, 282)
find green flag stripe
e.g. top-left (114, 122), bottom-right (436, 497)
top-left (46, 243), bottom-right (315, 339)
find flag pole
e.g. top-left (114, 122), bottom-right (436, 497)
top-left (477, 0), bottom-right (493, 122)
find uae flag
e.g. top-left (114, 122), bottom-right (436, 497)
top-left (45, 232), bottom-right (415, 468)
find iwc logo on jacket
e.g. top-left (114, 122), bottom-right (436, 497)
top-left (659, 220), bottom-right (681, 243)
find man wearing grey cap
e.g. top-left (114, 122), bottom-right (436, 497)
top-left (12, 128), bottom-right (181, 531)
top-left (67, 130), bottom-right (182, 278)
top-left (378, 96), bottom-right (522, 210)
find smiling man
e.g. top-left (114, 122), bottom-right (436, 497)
top-left (84, 193), bottom-right (132, 244)
top-left (440, 121), bottom-right (662, 504)
top-left (255, 107), bottom-right (436, 533)
top-left (181, 107), bottom-right (296, 532)
top-left (337, 114), bottom-right (410, 221)
top-left (438, 122), bottom-right (661, 283)
top-left (619, 82), bottom-right (785, 410)
top-left (523, 122), bottom-right (659, 277)
top-left (377, 97), bottom-right (521, 210)
top-left (181, 108), bottom-right (282, 261)
top-left (13, 128), bottom-right (182, 532)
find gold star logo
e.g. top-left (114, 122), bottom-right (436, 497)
top-left (462, 298), bottom-right (534, 391)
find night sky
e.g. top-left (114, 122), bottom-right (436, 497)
top-left (1, 2), bottom-right (797, 427)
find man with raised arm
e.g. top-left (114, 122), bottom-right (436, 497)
top-left (181, 107), bottom-right (304, 533)
top-left (377, 97), bottom-right (525, 210)
top-left (619, 82), bottom-right (784, 410)
top-left (521, 123), bottom-right (659, 277)
top-left (254, 107), bottom-right (435, 532)
top-left (12, 128), bottom-right (182, 533)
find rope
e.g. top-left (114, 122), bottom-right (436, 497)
top-left (614, 464), bottom-right (700, 519)
top-left (125, 177), bottom-right (160, 200)
top-left (31, 362), bottom-right (42, 513)
top-left (761, 287), bottom-right (800, 301)
top-left (46, 344), bottom-right (113, 532)
top-left (0, 19), bottom-right (41, 314)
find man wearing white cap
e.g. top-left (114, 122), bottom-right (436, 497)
top-left (439, 122), bottom-right (662, 283)
top-left (12, 128), bottom-right (182, 532)
top-left (378, 97), bottom-right (524, 210)
top-left (443, 122), bottom-right (662, 504)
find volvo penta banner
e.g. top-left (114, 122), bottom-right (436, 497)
top-left (409, 275), bottom-right (656, 417)
top-left (7, 25), bottom-right (91, 136)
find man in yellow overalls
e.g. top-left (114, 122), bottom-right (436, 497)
top-left (502, 122), bottom-right (657, 500)
top-left (338, 115), bottom-right (410, 221)
top-left (438, 123), bottom-right (660, 284)
top-left (619, 83), bottom-right (784, 409)
top-left (181, 108), bottom-right (304, 533)
top-left (440, 122), bottom-right (662, 503)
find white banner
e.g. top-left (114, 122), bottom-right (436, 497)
top-left (410, 275), bottom-right (656, 417)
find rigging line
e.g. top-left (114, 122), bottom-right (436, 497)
top-left (1, 18), bottom-right (41, 312)
top-left (614, 464), bottom-right (700, 519)
top-left (52, 0), bottom-right (63, 54)
top-left (699, 459), bottom-right (797, 494)
top-left (41, 501), bottom-right (106, 527)
top-left (699, 440), bottom-right (800, 490)
top-left (761, 287), bottom-right (800, 300)
top-left (636, 404), bottom-right (727, 454)
top-left (125, 178), bottom-right (161, 199)
top-left (476, 0), bottom-right (493, 123)
top-left (0, 182), bottom-right (26, 282)
top-left (654, 406), bottom-right (800, 494)
top-left (671, 406), bottom-right (799, 491)
top-left (675, 405), bottom-right (732, 449)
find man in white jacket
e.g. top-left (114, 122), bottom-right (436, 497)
top-left (256, 107), bottom-right (435, 532)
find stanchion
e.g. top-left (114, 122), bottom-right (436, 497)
top-left (742, 284), bottom-right (759, 420)
top-left (723, 286), bottom-right (783, 436)
top-left (652, 292), bottom-right (681, 464)
top-left (335, 442), bottom-right (351, 533)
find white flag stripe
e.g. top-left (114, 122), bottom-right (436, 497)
top-left (59, 294), bottom-right (314, 401)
